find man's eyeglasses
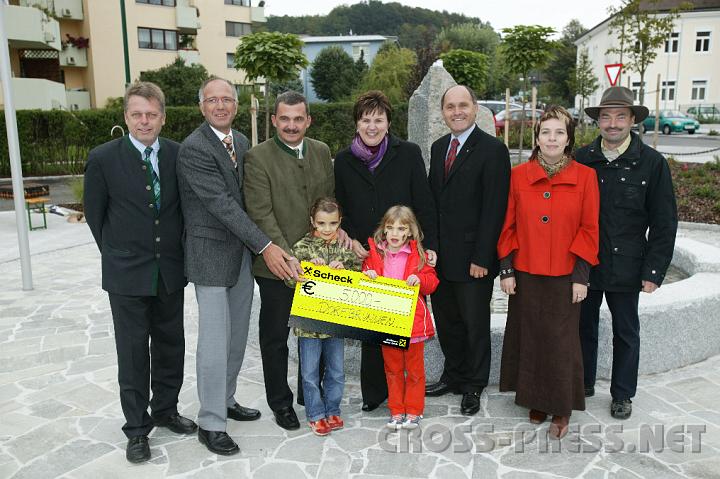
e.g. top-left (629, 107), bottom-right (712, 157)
top-left (203, 97), bottom-right (237, 106)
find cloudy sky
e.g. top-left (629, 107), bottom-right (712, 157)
top-left (263, 0), bottom-right (624, 36)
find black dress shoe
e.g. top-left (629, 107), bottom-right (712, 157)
top-left (227, 403), bottom-right (261, 421)
top-left (361, 402), bottom-right (380, 412)
top-left (126, 435), bottom-right (150, 463)
top-left (273, 406), bottom-right (300, 430)
top-left (584, 386), bottom-right (595, 397)
top-left (198, 428), bottom-right (239, 455)
top-left (461, 391), bottom-right (482, 415)
top-left (425, 381), bottom-right (458, 397)
top-left (611, 399), bottom-right (632, 419)
top-left (154, 413), bottom-right (198, 434)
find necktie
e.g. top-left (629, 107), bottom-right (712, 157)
top-left (144, 146), bottom-right (161, 211)
top-left (445, 138), bottom-right (460, 178)
top-left (222, 135), bottom-right (237, 168)
top-left (293, 147), bottom-right (300, 159)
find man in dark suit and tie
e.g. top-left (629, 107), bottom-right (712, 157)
top-left (177, 78), bottom-right (298, 455)
top-left (425, 85), bottom-right (511, 415)
top-left (84, 82), bottom-right (197, 463)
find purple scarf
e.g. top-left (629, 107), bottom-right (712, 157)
top-left (350, 134), bottom-right (389, 173)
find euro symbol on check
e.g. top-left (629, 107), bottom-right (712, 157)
top-left (302, 281), bottom-right (316, 295)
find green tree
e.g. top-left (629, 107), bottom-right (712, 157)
top-left (354, 50), bottom-right (369, 78)
top-left (139, 58), bottom-right (209, 106)
top-left (500, 25), bottom-right (556, 159)
top-left (542, 20), bottom-right (587, 106)
top-left (356, 46), bottom-right (417, 105)
top-left (606, 0), bottom-right (690, 129)
top-left (234, 31), bottom-right (308, 140)
top-left (440, 49), bottom-right (489, 96)
top-left (568, 49), bottom-right (599, 132)
top-left (309, 46), bottom-right (357, 102)
top-left (435, 22), bottom-right (499, 55)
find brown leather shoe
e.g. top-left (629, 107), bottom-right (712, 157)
top-left (549, 415), bottom-right (569, 439)
top-left (529, 409), bottom-right (547, 424)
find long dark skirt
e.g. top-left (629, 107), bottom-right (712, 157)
top-left (499, 271), bottom-right (585, 417)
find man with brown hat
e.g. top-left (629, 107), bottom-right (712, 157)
top-left (576, 86), bottom-right (677, 420)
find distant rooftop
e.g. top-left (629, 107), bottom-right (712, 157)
top-left (300, 35), bottom-right (392, 43)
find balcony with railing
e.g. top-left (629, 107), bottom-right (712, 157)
top-left (18, 0), bottom-right (83, 21)
top-left (176, 0), bottom-right (200, 32)
top-left (4, 4), bottom-right (61, 50)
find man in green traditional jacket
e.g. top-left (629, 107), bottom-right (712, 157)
top-left (243, 91), bottom-right (337, 431)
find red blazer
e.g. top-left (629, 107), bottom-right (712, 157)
top-left (363, 238), bottom-right (439, 339)
top-left (497, 159), bottom-right (600, 276)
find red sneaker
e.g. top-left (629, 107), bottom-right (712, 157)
top-left (326, 415), bottom-right (344, 430)
top-left (308, 418), bottom-right (332, 436)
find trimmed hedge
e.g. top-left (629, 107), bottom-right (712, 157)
top-left (0, 103), bottom-right (408, 177)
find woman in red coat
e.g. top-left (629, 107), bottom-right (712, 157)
top-left (497, 106), bottom-right (600, 439)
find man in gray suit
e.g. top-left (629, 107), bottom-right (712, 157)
top-left (177, 77), bottom-right (298, 455)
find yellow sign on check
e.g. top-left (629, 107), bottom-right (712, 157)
top-left (290, 262), bottom-right (419, 342)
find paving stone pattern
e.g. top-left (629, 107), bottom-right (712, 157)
top-left (2, 230), bottom-right (720, 478)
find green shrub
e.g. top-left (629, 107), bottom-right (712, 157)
top-left (0, 103), bottom-right (408, 177)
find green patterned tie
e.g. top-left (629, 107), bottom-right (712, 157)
top-left (144, 146), bottom-right (161, 211)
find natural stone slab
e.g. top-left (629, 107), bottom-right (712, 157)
top-left (331, 427), bottom-right (381, 452)
top-left (165, 437), bottom-right (210, 476)
top-left (10, 439), bottom-right (113, 479)
top-left (5, 418), bottom-right (81, 463)
top-left (317, 447), bottom-right (351, 479)
top-left (251, 462), bottom-right (305, 479)
top-left (363, 448), bottom-right (437, 477)
top-left (274, 434), bottom-right (326, 463)
top-left (28, 398), bottom-right (73, 418)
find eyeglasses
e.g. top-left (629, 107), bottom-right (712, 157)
top-left (203, 97), bottom-right (237, 106)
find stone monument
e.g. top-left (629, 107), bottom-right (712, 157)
top-left (408, 60), bottom-right (495, 171)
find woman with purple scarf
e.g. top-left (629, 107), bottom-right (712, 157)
top-left (334, 90), bottom-right (438, 412)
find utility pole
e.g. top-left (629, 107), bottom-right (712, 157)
top-left (0, 1), bottom-right (34, 290)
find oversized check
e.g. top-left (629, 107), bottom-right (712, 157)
top-left (289, 262), bottom-right (419, 349)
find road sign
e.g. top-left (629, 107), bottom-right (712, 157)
top-left (605, 63), bottom-right (623, 86)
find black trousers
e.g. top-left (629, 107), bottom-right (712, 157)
top-left (580, 289), bottom-right (640, 401)
top-left (108, 275), bottom-right (185, 438)
top-left (256, 277), bottom-right (295, 411)
top-left (360, 342), bottom-right (388, 406)
top-left (431, 275), bottom-right (493, 393)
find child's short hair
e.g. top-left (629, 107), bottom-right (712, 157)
top-left (309, 197), bottom-right (342, 226)
top-left (372, 205), bottom-right (426, 270)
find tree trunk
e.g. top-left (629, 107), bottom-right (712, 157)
top-left (264, 83), bottom-right (270, 141)
top-left (638, 71), bottom-right (645, 140)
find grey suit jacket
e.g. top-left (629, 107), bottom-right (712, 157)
top-left (177, 122), bottom-right (270, 287)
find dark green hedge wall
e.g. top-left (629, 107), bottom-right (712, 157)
top-left (0, 103), bottom-right (408, 177)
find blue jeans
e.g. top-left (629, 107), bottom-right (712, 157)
top-left (299, 337), bottom-right (345, 421)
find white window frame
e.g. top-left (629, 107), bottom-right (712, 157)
top-left (351, 43), bottom-right (370, 62)
top-left (664, 32), bottom-right (679, 54)
top-left (695, 30), bottom-right (712, 53)
top-left (691, 79), bottom-right (708, 101)
top-left (661, 80), bottom-right (676, 101)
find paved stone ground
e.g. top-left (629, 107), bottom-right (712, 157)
top-left (2, 219), bottom-right (720, 478)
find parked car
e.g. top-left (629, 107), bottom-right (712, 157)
top-left (642, 110), bottom-right (700, 135)
top-left (566, 107), bottom-right (597, 126)
top-left (494, 108), bottom-right (543, 134)
top-left (477, 100), bottom-right (522, 115)
top-left (686, 106), bottom-right (720, 122)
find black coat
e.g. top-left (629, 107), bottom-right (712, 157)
top-left (575, 132), bottom-right (678, 292)
top-left (84, 136), bottom-right (186, 296)
top-left (334, 135), bottom-right (438, 251)
top-left (429, 126), bottom-right (511, 282)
